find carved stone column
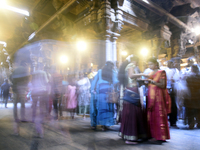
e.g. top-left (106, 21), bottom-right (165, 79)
top-left (111, 36), bottom-right (118, 65)
top-left (143, 25), bottom-right (172, 58)
top-left (90, 0), bottom-right (123, 67)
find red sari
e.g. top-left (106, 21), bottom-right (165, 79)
top-left (147, 70), bottom-right (171, 141)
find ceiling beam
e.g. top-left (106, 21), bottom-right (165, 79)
top-left (12, 0), bottom-right (78, 55)
top-left (133, 0), bottom-right (192, 31)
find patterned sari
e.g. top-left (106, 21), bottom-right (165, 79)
top-left (147, 70), bottom-right (171, 141)
top-left (90, 69), bottom-right (118, 127)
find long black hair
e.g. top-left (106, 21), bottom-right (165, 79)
top-left (148, 57), bottom-right (159, 69)
top-left (118, 55), bottom-right (139, 86)
top-left (102, 61), bottom-right (114, 83)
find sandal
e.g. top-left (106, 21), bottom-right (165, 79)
top-left (148, 138), bottom-right (157, 142)
top-left (101, 126), bottom-right (108, 131)
top-left (91, 126), bottom-right (96, 130)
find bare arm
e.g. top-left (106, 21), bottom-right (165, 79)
top-left (128, 67), bottom-right (148, 79)
top-left (150, 72), bottom-right (166, 89)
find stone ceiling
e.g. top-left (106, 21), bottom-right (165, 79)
top-left (0, 0), bottom-right (200, 57)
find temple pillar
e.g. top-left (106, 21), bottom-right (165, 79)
top-left (143, 25), bottom-right (172, 59)
top-left (90, 0), bottom-right (123, 67)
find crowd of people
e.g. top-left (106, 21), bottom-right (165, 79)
top-left (0, 54), bottom-right (200, 144)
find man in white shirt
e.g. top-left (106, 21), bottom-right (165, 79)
top-left (165, 59), bottom-right (180, 127)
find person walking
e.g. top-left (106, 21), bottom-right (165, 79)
top-left (1, 79), bottom-right (10, 108)
top-left (10, 61), bottom-right (31, 135)
top-left (31, 63), bottom-right (48, 138)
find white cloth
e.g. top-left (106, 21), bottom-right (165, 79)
top-left (143, 68), bottom-right (153, 75)
top-left (165, 67), bottom-right (180, 89)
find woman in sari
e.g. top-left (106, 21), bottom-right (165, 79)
top-left (147, 58), bottom-right (171, 143)
top-left (90, 61), bottom-right (118, 130)
top-left (118, 55), bottom-right (147, 144)
top-left (65, 77), bottom-right (77, 119)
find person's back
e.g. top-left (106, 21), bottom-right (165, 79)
top-left (11, 66), bottom-right (30, 94)
top-left (50, 67), bottom-right (63, 120)
top-left (51, 72), bottom-right (63, 98)
top-left (11, 62), bottom-right (31, 135)
top-left (1, 79), bottom-right (10, 108)
top-left (186, 73), bottom-right (200, 108)
top-left (31, 70), bottom-right (48, 96)
top-left (1, 80), bottom-right (10, 96)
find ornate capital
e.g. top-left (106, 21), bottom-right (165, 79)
top-left (90, 0), bottom-right (123, 37)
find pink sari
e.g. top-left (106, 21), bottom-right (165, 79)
top-left (147, 70), bottom-right (171, 141)
top-left (65, 85), bottom-right (77, 109)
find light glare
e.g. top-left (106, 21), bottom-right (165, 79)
top-left (142, 0), bottom-right (149, 4)
top-left (0, 1), bottom-right (29, 16)
top-left (121, 51), bottom-right (127, 56)
top-left (141, 48), bottom-right (148, 56)
top-left (60, 55), bottom-right (68, 64)
top-left (192, 26), bottom-right (200, 35)
top-left (28, 32), bottom-right (36, 41)
top-left (0, 0), bottom-right (7, 7)
top-left (0, 41), bottom-right (7, 47)
top-left (76, 41), bottom-right (87, 51)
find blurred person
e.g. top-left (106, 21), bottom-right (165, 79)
top-left (179, 57), bottom-right (197, 123)
top-left (44, 65), bottom-right (52, 118)
top-left (51, 65), bottom-right (63, 120)
top-left (87, 68), bottom-right (96, 83)
top-left (170, 57), bottom-right (185, 122)
top-left (181, 56), bottom-right (198, 77)
top-left (90, 61), bottom-right (118, 131)
top-left (77, 72), bottom-right (91, 119)
top-left (185, 64), bottom-right (200, 129)
top-left (1, 79), bottom-right (10, 108)
top-left (65, 77), bottom-right (77, 119)
top-left (31, 63), bottom-right (48, 138)
top-left (118, 55), bottom-right (147, 144)
top-left (10, 61), bottom-right (31, 135)
top-left (165, 60), bottom-right (179, 127)
top-left (147, 58), bottom-right (171, 143)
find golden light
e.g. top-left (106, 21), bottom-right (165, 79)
top-left (0, 0), bottom-right (7, 7)
top-left (0, 0), bottom-right (29, 16)
top-left (76, 41), bottom-right (87, 51)
top-left (192, 26), bottom-right (200, 35)
top-left (121, 51), bottom-right (127, 56)
top-left (60, 55), bottom-right (68, 64)
top-left (91, 63), bottom-right (93, 67)
top-left (140, 48), bottom-right (148, 56)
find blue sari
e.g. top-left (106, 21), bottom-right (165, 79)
top-left (90, 69), bottom-right (118, 127)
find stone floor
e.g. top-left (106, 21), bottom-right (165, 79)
top-left (0, 102), bottom-right (200, 150)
